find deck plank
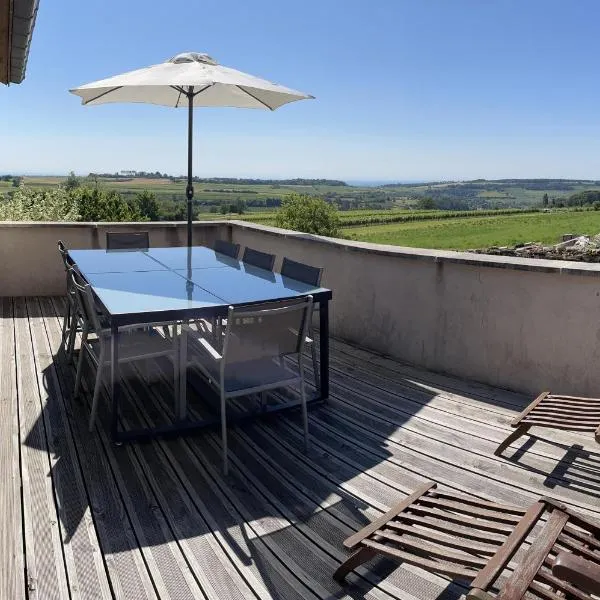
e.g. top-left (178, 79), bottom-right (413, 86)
top-left (26, 296), bottom-right (114, 600)
top-left (4, 296), bottom-right (600, 600)
top-left (42, 297), bottom-right (159, 600)
top-left (0, 298), bottom-right (25, 600)
top-left (14, 297), bottom-right (70, 600)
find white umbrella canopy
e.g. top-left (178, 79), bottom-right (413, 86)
top-left (69, 52), bottom-right (314, 245)
top-left (70, 52), bottom-right (313, 109)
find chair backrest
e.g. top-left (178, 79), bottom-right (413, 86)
top-left (242, 247), bottom-right (275, 271)
top-left (70, 267), bottom-right (103, 333)
top-left (106, 231), bottom-right (149, 250)
top-left (222, 296), bottom-right (313, 366)
top-left (214, 239), bottom-right (241, 259)
top-left (281, 257), bottom-right (323, 287)
top-left (57, 240), bottom-right (74, 270)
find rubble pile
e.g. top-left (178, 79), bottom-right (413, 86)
top-left (473, 234), bottom-right (600, 262)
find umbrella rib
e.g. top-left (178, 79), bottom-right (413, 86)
top-left (236, 86), bottom-right (275, 111)
top-left (82, 86), bottom-right (123, 105)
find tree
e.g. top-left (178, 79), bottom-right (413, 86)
top-left (76, 187), bottom-right (142, 221)
top-left (416, 197), bottom-right (437, 210)
top-left (135, 190), bottom-right (160, 221)
top-left (64, 171), bottom-right (81, 191)
top-left (12, 176), bottom-right (23, 187)
top-left (542, 193), bottom-right (549, 207)
top-left (234, 197), bottom-right (246, 214)
top-left (274, 193), bottom-right (340, 236)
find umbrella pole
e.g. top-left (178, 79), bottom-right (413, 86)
top-left (186, 89), bottom-right (194, 247)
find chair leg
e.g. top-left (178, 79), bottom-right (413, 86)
top-left (178, 328), bottom-right (188, 420)
top-left (221, 391), bottom-right (228, 475)
top-left (310, 340), bottom-right (320, 389)
top-left (66, 315), bottom-right (79, 361)
top-left (172, 322), bottom-right (180, 415)
top-left (73, 325), bottom-right (89, 397)
top-left (495, 424), bottom-right (530, 456)
top-left (299, 365), bottom-right (309, 452)
top-left (333, 547), bottom-right (377, 583)
top-left (88, 363), bottom-right (104, 432)
top-left (61, 302), bottom-right (70, 348)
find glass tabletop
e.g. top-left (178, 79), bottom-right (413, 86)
top-left (176, 262), bottom-right (325, 305)
top-left (147, 246), bottom-right (240, 271)
top-left (69, 248), bottom-right (168, 274)
top-left (85, 270), bottom-right (227, 318)
top-left (71, 246), bottom-right (330, 324)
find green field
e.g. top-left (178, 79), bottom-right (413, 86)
top-left (344, 210), bottom-right (600, 250)
top-left (5, 175), bottom-right (600, 251)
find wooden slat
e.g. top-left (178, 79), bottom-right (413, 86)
top-left (495, 510), bottom-right (569, 600)
top-left (403, 504), bottom-right (515, 535)
top-left (525, 411), bottom-right (600, 423)
top-left (556, 532), bottom-right (600, 562)
top-left (548, 395), bottom-right (600, 402)
top-left (470, 500), bottom-right (547, 593)
top-left (362, 539), bottom-right (479, 579)
top-left (537, 564), bottom-right (591, 600)
top-left (343, 480), bottom-right (437, 549)
top-left (390, 513), bottom-right (509, 544)
top-left (433, 490), bottom-right (525, 514)
top-left (374, 530), bottom-right (489, 568)
top-left (511, 392), bottom-right (550, 426)
top-left (416, 496), bottom-right (522, 523)
top-left (0, 298), bottom-right (25, 600)
top-left (385, 522), bottom-right (499, 554)
top-left (519, 419), bottom-right (595, 431)
top-left (563, 523), bottom-right (600, 549)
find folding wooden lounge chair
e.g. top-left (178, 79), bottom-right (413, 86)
top-left (495, 391), bottom-right (600, 456)
top-left (334, 481), bottom-right (600, 600)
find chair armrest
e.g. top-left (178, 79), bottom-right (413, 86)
top-left (553, 552), bottom-right (600, 595)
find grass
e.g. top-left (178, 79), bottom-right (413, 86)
top-left (344, 210), bottom-right (600, 250)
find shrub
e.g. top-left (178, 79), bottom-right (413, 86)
top-left (275, 194), bottom-right (340, 236)
top-left (0, 185), bottom-right (80, 221)
top-left (76, 187), bottom-right (142, 222)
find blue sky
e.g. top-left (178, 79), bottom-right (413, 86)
top-left (2, 0), bottom-right (600, 181)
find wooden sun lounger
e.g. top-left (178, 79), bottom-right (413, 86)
top-left (495, 391), bottom-right (600, 456)
top-left (334, 481), bottom-right (600, 600)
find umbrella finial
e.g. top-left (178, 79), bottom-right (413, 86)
top-left (168, 52), bottom-right (218, 66)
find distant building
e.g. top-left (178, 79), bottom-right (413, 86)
top-left (120, 170), bottom-right (137, 177)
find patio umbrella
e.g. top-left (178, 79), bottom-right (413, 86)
top-left (69, 52), bottom-right (314, 247)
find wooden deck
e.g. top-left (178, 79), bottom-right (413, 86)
top-left (2, 296), bottom-right (600, 600)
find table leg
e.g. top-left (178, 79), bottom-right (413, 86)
top-left (111, 325), bottom-right (121, 442)
top-left (178, 325), bottom-right (188, 420)
top-left (318, 298), bottom-right (329, 401)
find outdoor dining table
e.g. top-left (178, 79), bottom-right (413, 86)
top-left (67, 245), bottom-right (332, 443)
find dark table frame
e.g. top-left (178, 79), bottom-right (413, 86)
top-left (68, 248), bottom-right (332, 443)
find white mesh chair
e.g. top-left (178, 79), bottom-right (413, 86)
top-left (70, 268), bottom-right (179, 431)
top-left (180, 295), bottom-right (314, 474)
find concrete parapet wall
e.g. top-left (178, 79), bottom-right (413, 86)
top-left (2, 218), bottom-right (599, 395)
top-left (0, 221), bottom-right (228, 296)
top-left (230, 221), bottom-right (600, 396)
